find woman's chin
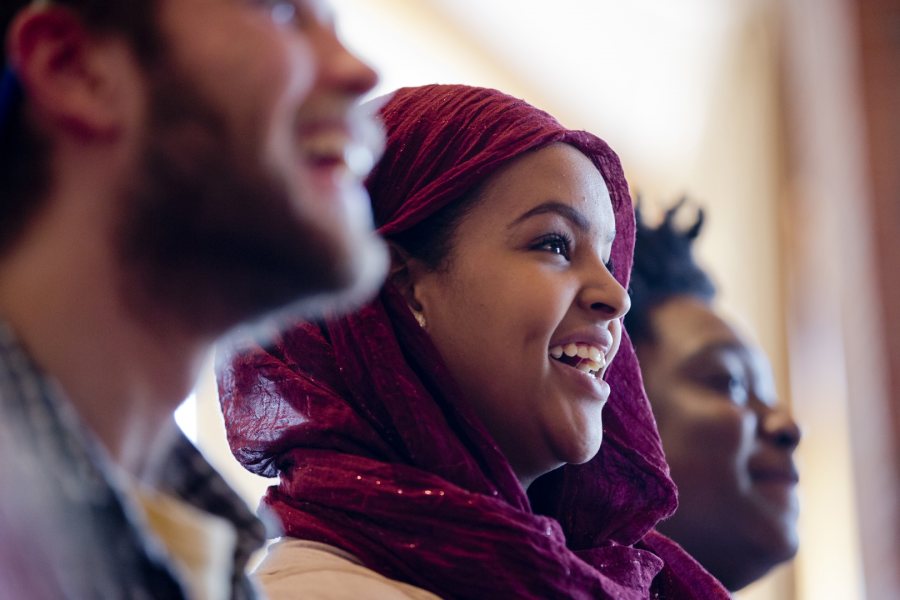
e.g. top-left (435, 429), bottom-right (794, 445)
top-left (554, 426), bottom-right (604, 467)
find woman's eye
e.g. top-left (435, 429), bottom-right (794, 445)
top-left (534, 233), bottom-right (572, 259)
top-left (704, 373), bottom-right (748, 404)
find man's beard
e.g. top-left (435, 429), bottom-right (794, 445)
top-left (115, 63), bottom-right (385, 340)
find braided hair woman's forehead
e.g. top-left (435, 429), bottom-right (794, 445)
top-left (625, 198), bottom-right (717, 343)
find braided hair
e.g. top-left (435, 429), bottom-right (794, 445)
top-left (625, 198), bottom-right (716, 343)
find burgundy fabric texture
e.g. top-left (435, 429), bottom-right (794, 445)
top-left (219, 85), bottom-right (728, 598)
top-left (637, 531), bottom-right (732, 600)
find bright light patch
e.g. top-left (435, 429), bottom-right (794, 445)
top-left (174, 392), bottom-right (198, 443)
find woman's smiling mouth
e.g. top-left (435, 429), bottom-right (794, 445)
top-left (549, 343), bottom-right (607, 377)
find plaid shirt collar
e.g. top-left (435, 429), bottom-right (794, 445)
top-left (0, 320), bottom-right (265, 598)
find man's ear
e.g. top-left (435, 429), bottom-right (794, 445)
top-left (8, 6), bottom-right (137, 141)
top-left (387, 243), bottom-right (427, 313)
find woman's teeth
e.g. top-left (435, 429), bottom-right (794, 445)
top-left (549, 343), bottom-right (607, 375)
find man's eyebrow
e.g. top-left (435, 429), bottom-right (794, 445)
top-left (507, 201), bottom-right (615, 242)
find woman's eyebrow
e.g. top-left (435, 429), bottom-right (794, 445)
top-left (508, 201), bottom-right (615, 242)
top-left (682, 342), bottom-right (747, 370)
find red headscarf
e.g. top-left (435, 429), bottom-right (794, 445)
top-left (219, 85), bottom-right (728, 599)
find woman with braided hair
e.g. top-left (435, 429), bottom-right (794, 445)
top-left (624, 200), bottom-right (802, 591)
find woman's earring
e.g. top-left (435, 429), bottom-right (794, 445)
top-left (412, 309), bottom-right (427, 329)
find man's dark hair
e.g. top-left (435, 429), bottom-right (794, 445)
top-left (625, 198), bottom-right (717, 343)
top-left (0, 0), bottom-right (159, 255)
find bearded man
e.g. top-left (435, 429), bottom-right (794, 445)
top-left (0, 1), bottom-right (386, 597)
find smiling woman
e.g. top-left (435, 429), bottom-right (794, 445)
top-left (402, 143), bottom-right (629, 489)
top-left (217, 84), bottom-right (729, 599)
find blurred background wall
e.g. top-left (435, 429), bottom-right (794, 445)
top-left (180, 1), bottom-right (900, 598)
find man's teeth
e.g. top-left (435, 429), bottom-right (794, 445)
top-left (548, 343), bottom-right (607, 374)
top-left (303, 133), bottom-right (349, 157)
top-left (301, 134), bottom-right (373, 174)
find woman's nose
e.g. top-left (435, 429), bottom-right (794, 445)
top-left (579, 264), bottom-right (630, 321)
top-left (760, 405), bottom-right (802, 450)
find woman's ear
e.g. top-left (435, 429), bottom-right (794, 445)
top-left (387, 243), bottom-right (426, 313)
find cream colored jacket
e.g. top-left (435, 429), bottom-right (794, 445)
top-left (256, 538), bottom-right (442, 600)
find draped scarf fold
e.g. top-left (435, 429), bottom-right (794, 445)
top-left (219, 85), bottom-right (728, 599)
